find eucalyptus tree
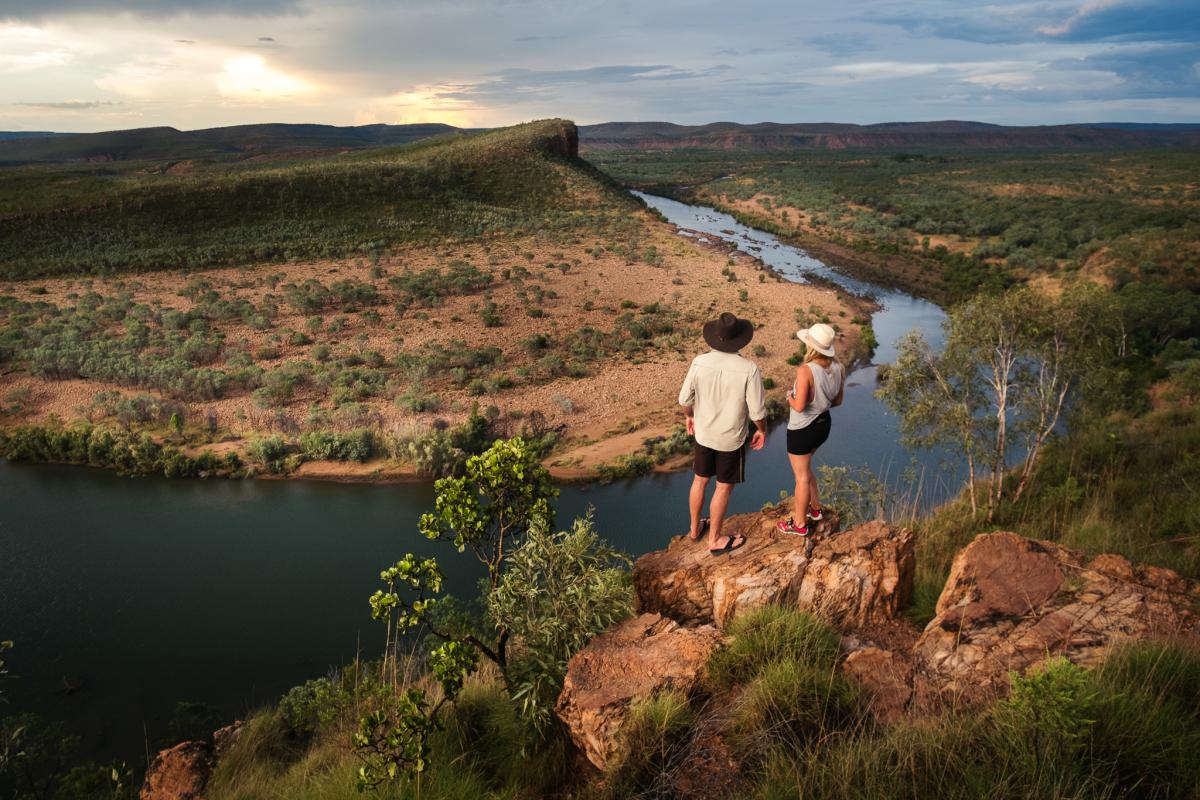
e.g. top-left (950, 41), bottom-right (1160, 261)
top-left (879, 285), bottom-right (1118, 518)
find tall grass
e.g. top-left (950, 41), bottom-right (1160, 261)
top-left (745, 641), bottom-right (1200, 800)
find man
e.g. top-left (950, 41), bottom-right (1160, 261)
top-left (678, 311), bottom-right (767, 554)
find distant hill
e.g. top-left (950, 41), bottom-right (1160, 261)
top-left (0, 122), bottom-right (470, 164)
top-left (0, 131), bottom-right (63, 141)
top-left (580, 120), bottom-right (1200, 151)
top-left (0, 118), bottom-right (636, 278)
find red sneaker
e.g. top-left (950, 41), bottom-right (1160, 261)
top-left (806, 505), bottom-right (823, 522)
top-left (776, 518), bottom-right (809, 536)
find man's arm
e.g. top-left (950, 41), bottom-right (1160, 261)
top-left (747, 366), bottom-right (767, 451)
top-left (679, 363), bottom-right (697, 435)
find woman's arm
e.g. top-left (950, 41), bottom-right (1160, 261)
top-left (788, 366), bottom-right (811, 412)
top-left (831, 365), bottom-right (845, 407)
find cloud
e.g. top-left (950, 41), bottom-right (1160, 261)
top-left (802, 33), bottom-right (874, 58)
top-left (873, 0), bottom-right (1200, 45)
top-left (1037, 0), bottom-right (1200, 42)
top-left (426, 64), bottom-right (736, 106)
top-left (0, 0), bottom-right (302, 21)
top-left (14, 99), bottom-right (120, 108)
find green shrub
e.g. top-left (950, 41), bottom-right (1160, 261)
top-left (298, 430), bottom-right (375, 462)
top-left (706, 607), bottom-right (841, 692)
top-left (486, 516), bottom-right (632, 732)
top-left (247, 435), bottom-right (292, 474)
top-left (596, 452), bottom-right (654, 482)
top-left (606, 691), bottom-right (695, 796)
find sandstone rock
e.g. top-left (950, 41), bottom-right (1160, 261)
top-left (914, 532), bottom-right (1200, 702)
top-left (555, 612), bottom-right (723, 771)
top-left (634, 511), bottom-right (914, 630)
top-left (842, 646), bottom-right (913, 723)
top-left (212, 720), bottom-right (244, 759)
top-left (141, 740), bottom-right (212, 800)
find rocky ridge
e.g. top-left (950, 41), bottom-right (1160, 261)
top-left (555, 506), bottom-right (1200, 771)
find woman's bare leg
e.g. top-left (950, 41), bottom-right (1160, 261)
top-left (790, 452), bottom-right (813, 525)
top-left (807, 458), bottom-right (820, 515)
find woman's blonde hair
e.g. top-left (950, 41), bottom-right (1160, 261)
top-left (802, 345), bottom-right (831, 366)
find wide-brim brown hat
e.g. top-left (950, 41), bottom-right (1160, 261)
top-left (703, 312), bottom-right (754, 353)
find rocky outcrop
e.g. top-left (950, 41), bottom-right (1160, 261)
top-left (841, 646), bottom-right (914, 724)
top-left (212, 721), bottom-right (244, 759)
top-left (141, 740), bottom-right (212, 800)
top-left (914, 532), bottom-right (1200, 702)
top-left (634, 513), bottom-right (914, 630)
top-left (555, 613), bottom-right (723, 771)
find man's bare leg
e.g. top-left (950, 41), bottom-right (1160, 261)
top-left (708, 481), bottom-right (735, 548)
top-left (688, 474), bottom-right (710, 539)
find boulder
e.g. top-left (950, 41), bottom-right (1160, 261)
top-left (141, 740), bottom-right (212, 800)
top-left (555, 612), bottom-right (723, 771)
top-left (634, 511), bottom-right (914, 630)
top-left (841, 646), bottom-right (913, 723)
top-left (212, 721), bottom-right (244, 759)
top-left (914, 532), bottom-right (1200, 702)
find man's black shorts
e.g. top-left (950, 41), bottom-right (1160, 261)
top-left (693, 439), bottom-right (748, 485)
top-left (786, 411), bottom-right (831, 456)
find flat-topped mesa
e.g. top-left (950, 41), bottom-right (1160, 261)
top-left (913, 531), bottom-right (1200, 704)
top-left (547, 119), bottom-right (579, 158)
top-left (633, 508), bottom-right (915, 630)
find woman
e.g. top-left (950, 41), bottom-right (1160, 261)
top-left (777, 323), bottom-right (844, 536)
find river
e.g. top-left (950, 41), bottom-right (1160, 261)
top-left (0, 194), bottom-right (954, 763)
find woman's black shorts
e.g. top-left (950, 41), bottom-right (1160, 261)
top-left (787, 412), bottom-right (831, 456)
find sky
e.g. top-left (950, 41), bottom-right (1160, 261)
top-left (1, 0), bottom-right (1197, 132)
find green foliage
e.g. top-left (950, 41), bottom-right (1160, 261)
top-left (878, 285), bottom-right (1120, 518)
top-left (0, 423), bottom-right (233, 477)
top-left (595, 452), bottom-right (654, 482)
top-left (279, 676), bottom-right (355, 739)
top-left (605, 691), bottom-right (694, 796)
top-left (725, 656), bottom-right (862, 759)
top-left (486, 515), bottom-right (633, 731)
top-left (353, 689), bottom-right (438, 789)
top-left (814, 465), bottom-right (890, 527)
top-left (706, 607), bottom-right (842, 692)
top-left (247, 435), bottom-right (293, 474)
top-left (593, 147), bottom-right (1200, 299)
top-left (745, 641), bottom-right (1200, 800)
top-left (299, 430), bottom-right (376, 462)
top-left (0, 120), bottom-right (638, 279)
top-left (418, 437), bottom-right (558, 587)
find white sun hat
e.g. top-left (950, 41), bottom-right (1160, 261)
top-left (796, 323), bottom-right (836, 357)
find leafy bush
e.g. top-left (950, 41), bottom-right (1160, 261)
top-left (486, 515), bottom-right (632, 731)
top-left (246, 435), bottom-right (292, 474)
top-left (298, 429), bottom-right (375, 462)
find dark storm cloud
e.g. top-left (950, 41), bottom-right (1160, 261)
top-left (1056, 43), bottom-right (1200, 98)
top-left (0, 0), bottom-right (301, 21)
top-left (15, 100), bottom-right (120, 109)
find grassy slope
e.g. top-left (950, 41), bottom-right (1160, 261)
top-left (0, 119), bottom-right (629, 279)
top-left (202, 609), bottom-right (1200, 800)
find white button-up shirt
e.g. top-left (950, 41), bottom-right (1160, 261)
top-left (678, 350), bottom-right (767, 452)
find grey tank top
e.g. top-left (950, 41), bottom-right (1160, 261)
top-left (788, 361), bottom-right (844, 430)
